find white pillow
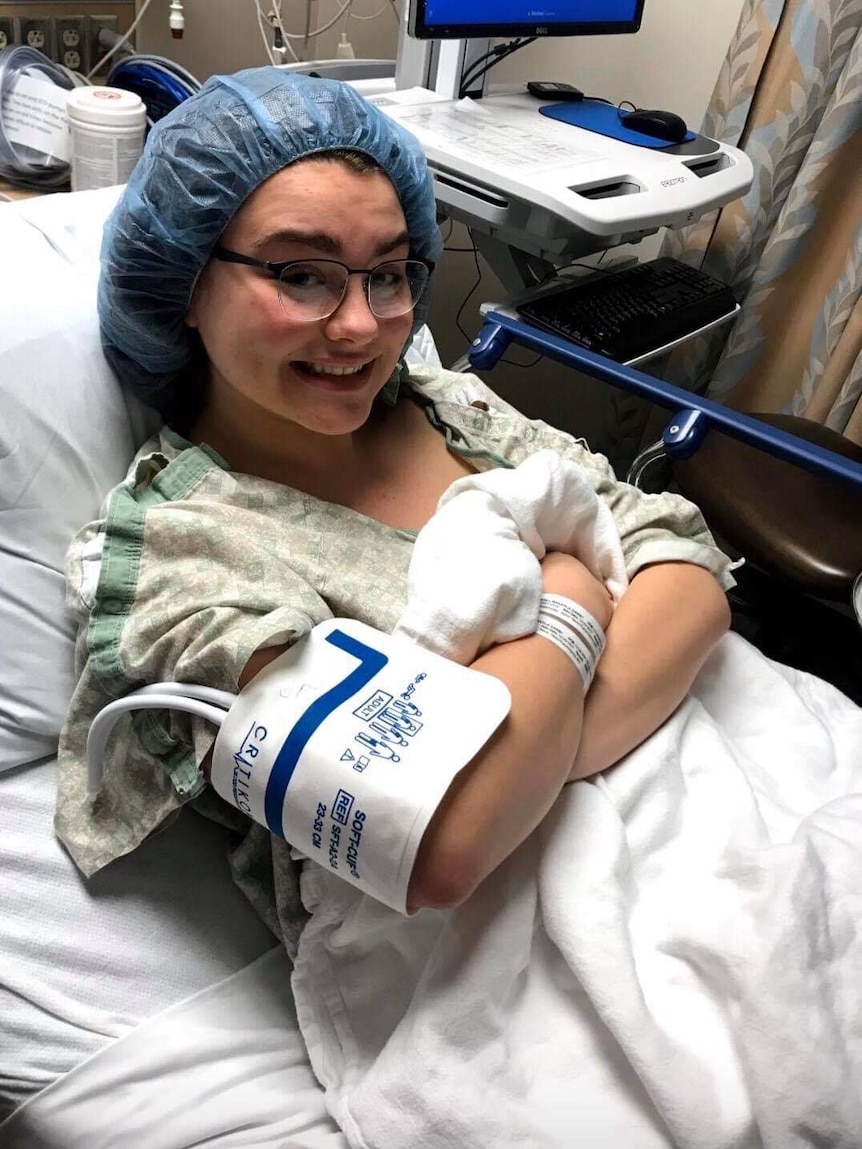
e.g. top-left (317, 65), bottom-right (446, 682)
top-left (0, 186), bottom-right (440, 772)
top-left (0, 188), bottom-right (156, 770)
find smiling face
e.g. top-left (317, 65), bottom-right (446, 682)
top-left (185, 157), bottom-right (416, 448)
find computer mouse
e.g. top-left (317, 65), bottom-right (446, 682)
top-left (621, 108), bottom-right (688, 143)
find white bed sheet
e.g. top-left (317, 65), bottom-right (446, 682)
top-left (0, 757), bottom-right (277, 1116)
top-left (0, 947), bottom-right (346, 1149)
top-left (295, 630), bottom-right (862, 1149)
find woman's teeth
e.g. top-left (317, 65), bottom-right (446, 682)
top-left (302, 362), bottom-right (368, 377)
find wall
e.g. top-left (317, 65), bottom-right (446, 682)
top-left (493, 0), bottom-right (747, 139)
top-left (134, 0), bottom-right (744, 123)
top-left (135, 0), bottom-right (400, 80)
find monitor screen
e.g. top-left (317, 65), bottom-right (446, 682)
top-left (409, 0), bottom-right (645, 40)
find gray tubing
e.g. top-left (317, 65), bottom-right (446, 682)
top-left (0, 45), bottom-right (80, 188)
top-left (86, 685), bottom-right (234, 794)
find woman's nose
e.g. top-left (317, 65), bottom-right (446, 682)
top-left (323, 276), bottom-right (379, 342)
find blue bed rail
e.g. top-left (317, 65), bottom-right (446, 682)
top-left (469, 312), bottom-right (862, 491)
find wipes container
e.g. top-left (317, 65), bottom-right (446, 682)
top-left (66, 86), bottom-right (146, 191)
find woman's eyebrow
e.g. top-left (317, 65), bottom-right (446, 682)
top-left (252, 228), bottom-right (411, 257)
top-left (375, 230), bottom-right (411, 257)
top-left (252, 229), bottom-right (338, 254)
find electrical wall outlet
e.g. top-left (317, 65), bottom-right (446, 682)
top-left (55, 16), bottom-right (87, 72)
top-left (63, 46), bottom-right (82, 71)
top-left (20, 16), bottom-right (52, 56)
top-left (0, 16), bottom-right (16, 51)
top-left (87, 14), bottom-right (119, 76)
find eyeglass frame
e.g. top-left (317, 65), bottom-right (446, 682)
top-left (212, 246), bottom-right (432, 322)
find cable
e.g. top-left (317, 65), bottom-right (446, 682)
top-left (277, 0), bottom-right (354, 42)
top-left (459, 39), bottom-right (513, 86)
top-left (449, 230), bottom-right (544, 350)
top-left (453, 233), bottom-right (484, 345)
top-left (55, 63), bottom-right (88, 87)
top-left (116, 52), bottom-right (200, 92)
top-left (462, 38), bottom-right (536, 94)
top-left (459, 36), bottom-right (536, 99)
top-left (274, 0), bottom-right (305, 62)
top-left (261, 1), bottom-right (300, 65)
top-left (458, 41), bottom-right (513, 97)
top-left (86, 686), bottom-right (235, 794)
top-left (348, 0), bottom-right (396, 19)
top-left (254, 0), bottom-right (276, 64)
top-left (501, 348), bottom-right (543, 368)
top-left (106, 54), bottom-right (200, 121)
top-left (87, 0), bottom-right (155, 80)
top-left (134, 681), bottom-right (237, 710)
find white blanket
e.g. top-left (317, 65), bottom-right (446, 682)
top-left (292, 454), bottom-right (862, 1149)
top-left (395, 450), bottom-right (628, 661)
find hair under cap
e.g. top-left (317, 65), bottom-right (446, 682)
top-left (98, 67), bottom-right (442, 416)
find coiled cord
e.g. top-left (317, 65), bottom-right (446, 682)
top-left (0, 45), bottom-right (84, 189)
top-left (106, 54), bottom-right (200, 124)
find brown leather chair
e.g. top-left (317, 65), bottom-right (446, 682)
top-left (669, 413), bottom-right (862, 606)
top-left (628, 411), bottom-right (862, 699)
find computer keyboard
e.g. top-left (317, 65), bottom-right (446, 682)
top-left (516, 257), bottom-right (738, 362)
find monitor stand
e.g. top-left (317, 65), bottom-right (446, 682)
top-left (394, 21), bottom-right (490, 99)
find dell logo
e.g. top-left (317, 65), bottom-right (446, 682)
top-left (661, 176), bottom-right (687, 187)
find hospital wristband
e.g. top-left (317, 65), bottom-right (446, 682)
top-left (535, 594), bottom-right (607, 690)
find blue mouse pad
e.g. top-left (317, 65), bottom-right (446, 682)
top-left (539, 100), bottom-right (695, 148)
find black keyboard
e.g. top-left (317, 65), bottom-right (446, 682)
top-left (516, 257), bottom-right (737, 362)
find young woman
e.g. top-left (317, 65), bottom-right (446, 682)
top-left (57, 67), bottom-right (732, 917)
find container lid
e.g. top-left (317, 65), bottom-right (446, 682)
top-left (66, 86), bottom-right (146, 127)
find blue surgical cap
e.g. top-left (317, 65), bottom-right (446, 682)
top-left (98, 67), bottom-right (443, 415)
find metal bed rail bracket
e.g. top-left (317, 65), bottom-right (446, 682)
top-left (468, 311), bottom-right (862, 492)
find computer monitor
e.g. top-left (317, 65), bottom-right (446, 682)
top-left (409, 0), bottom-right (645, 41)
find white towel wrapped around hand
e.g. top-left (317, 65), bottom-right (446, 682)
top-left (394, 450), bottom-right (628, 664)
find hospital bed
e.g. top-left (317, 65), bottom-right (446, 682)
top-left (2, 186), bottom-right (861, 1149)
top-left (0, 186), bottom-right (353, 1146)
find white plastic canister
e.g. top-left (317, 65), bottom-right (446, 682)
top-left (66, 86), bottom-right (146, 192)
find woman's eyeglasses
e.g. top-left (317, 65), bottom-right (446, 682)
top-left (213, 247), bottom-right (431, 321)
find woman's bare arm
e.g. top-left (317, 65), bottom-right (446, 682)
top-left (238, 553), bottom-right (610, 911)
top-left (568, 561), bottom-right (731, 781)
top-left (405, 551), bottom-right (611, 910)
top-left (237, 559), bottom-right (726, 911)
top-left (408, 562), bottom-right (730, 907)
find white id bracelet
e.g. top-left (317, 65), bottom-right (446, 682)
top-left (535, 594), bottom-right (608, 690)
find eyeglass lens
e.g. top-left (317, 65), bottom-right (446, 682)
top-left (277, 260), bottom-right (429, 320)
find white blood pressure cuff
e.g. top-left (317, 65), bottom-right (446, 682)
top-left (211, 619), bottom-right (511, 914)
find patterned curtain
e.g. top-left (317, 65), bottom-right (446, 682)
top-left (659, 0), bottom-right (862, 444)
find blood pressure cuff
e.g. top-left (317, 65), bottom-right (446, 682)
top-left (210, 619), bottom-right (511, 914)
